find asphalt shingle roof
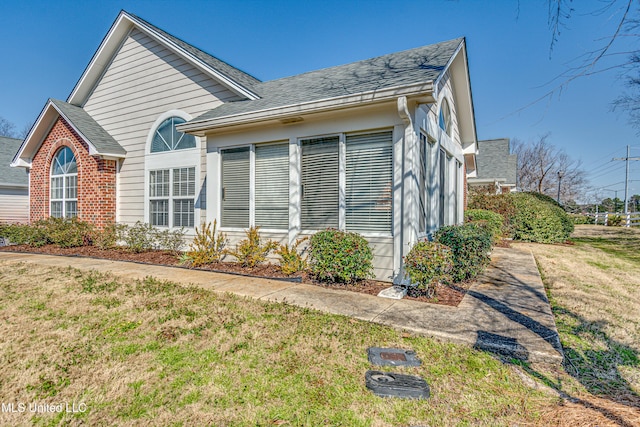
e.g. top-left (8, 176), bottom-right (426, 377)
top-left (191, 37), bottom-right (463, 123)
top-left (51, 99), bottom-right (126, 156)
top-left (476, 139), bottom-right (517, 185)
top-left (127, 12), bottom-right (262, 96)
top-left (0, 136), bottom-right (28, 187)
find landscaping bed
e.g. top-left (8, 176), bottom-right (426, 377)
top-left (0, 244), bottom-right (469, 306)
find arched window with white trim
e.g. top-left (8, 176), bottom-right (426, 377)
top-left (146, 111), bottom-right (199, 229)
top-left (50, 146), bottom-right (78, 218)
top-left (439, 98), bottom-right (452, 137)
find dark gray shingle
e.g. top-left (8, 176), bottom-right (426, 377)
top-left (191, 38), bottom-right (464, 122)
top-left (51, 99), bottom-right (126, 156)
top-left (0, 136), bottom-right (28, 187)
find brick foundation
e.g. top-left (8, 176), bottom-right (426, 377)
top-left (30, 117), bottom-right (116, 228)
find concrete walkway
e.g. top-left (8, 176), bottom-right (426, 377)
top-left (0, 246), bottom-right (563, 364)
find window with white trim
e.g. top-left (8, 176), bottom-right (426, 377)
top-left (418, 132), bottom-right (433, 234)
top-left (150, 117), bottom-right (196, 153)
top-left (301, 136), bottom-right (339, 230)
top-left (220, 142), bottom-right (290, 230)
top-left (439, 99), bottom-right (452, 137)
top-left (149, 167), bottom-right (196, 227)
top-left (345, 131), bottom-right (393, 233)
top-left (50, 146), bottom-right (78, 218)
top-left (300, 130), bottom-right (393, 234)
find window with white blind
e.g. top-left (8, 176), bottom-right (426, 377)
top-left (345, 131), bottom-right (393, 233)
top-left (221, 147), bottom-right (250, 228)
top-left (301, 136), bottom-right (339, 230)
top-left (149, 167), bottom-right (195, 227)
top-left (50, 146), bottom-right (78, 218)
top-left (255, 143), bottom-right (289, 229)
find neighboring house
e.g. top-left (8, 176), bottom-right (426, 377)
top-left (468, 138), bottom-right (517, 194)
top-left (1, 136), bottom-right (29, 224)
top-left (11, 11), bottom-right (478, 282)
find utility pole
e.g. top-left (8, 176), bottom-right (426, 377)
top-left (612, 145), bottom-right (640, 214)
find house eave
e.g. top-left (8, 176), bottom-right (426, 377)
top-left (178, 81), bottom-right (435, 135)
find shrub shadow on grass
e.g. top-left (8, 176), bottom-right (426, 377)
top-left (520, 303), bottom-right (640, 426)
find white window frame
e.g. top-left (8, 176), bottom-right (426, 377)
top-left (219, 141), bottom-right (290, 232)
top-left (50, 145), bottom-right (78, 219)
top-left (145, 110), bottom-right (200, 231)
top-left (299, 129), bottom-right (394, 237)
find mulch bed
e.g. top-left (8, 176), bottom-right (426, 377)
top-left (0, 244), bottom-right (469, 306)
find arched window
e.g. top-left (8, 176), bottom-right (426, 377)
top-left (50, 146), bottom-right (78, 218)
top-left (438, 98), bottom-right (452, 137)
top-left (150, 116), bottom-right (196, 153)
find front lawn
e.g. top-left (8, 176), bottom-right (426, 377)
top-left (0, 260), bottom-right (553, 426)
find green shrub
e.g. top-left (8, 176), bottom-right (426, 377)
top-left (403, 241), bottom-right (453, 297)
top-left (569, 214), bottom-right (594, 225)
top-left (468, 193), bottom-right (517, 234)
top-left (276, 237), bottom-right (308, 275)
top-left (464, 209), bottom-right (505, 242)
top-left (509, 193), bottom-right (574, 243)
top-left (308, 229), bottom-right (374, 283)
top-left (225, 226), bottom-right (277, 268)
top-left (435, 223), bottom-right (492, 282)
top-left (0, 223), bottom-right (34, 245)
top-left (186, 220), bottom-right (228, 267)
top-left (153, 227), bottom-right (186, 254)
top-left (121, 221), bottom-right (155, 253)
top-left (608, 214), bottom-right (624, 227)
top-left (93, 222), bottom-right (127, 249)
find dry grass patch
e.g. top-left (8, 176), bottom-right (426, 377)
top-left (517, 225), bottom-right (640, 425)
top-left (0, 260), bottom-right (555, 426)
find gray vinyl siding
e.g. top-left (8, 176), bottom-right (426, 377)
top-left (83, 28), bottom-right (238, 225)
top-left (0, 189), bottom-right (29, 224)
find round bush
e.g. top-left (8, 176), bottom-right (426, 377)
top-left (509, 193), bottom-right (574, 243)
top-left (435, 223), bottom-right (492, 283)
top-left (308, 229), bottom-right (373, 283)
top-left (464, 209), bottom-right (505, 242)
top-left (404, 241), bottom-right (453, 296)
top-left (468, 193), bottom-right (516, 235)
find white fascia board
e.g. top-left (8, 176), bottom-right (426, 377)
top-left (68, 12), bottom-right (133, 105)
top-left (10, 99), bottom-right (56, 168)
top-left (179, 82), bottom-right (434, 134)
top-left (0, 182), bottom-right (29, 189)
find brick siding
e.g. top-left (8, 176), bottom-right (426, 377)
top-left (30, 117), bottom-right (116, 228)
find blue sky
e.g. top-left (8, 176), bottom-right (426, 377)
top-left (1, 0), bottom-right (638, 200)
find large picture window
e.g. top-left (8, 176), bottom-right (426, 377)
top-left (220, 143), bottom-right (290, 230)
top-left (50, 146), bottom-right (78, 218)
top-left (149, 167), bottom-right (195, 227)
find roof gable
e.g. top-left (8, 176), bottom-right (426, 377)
top-left (11, 99), bottom-right (125, 168)
top-left (67, 10), bottom-right (261, 106)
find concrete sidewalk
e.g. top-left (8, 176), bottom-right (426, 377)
top-left (0, 246), bottom-right (563, 364)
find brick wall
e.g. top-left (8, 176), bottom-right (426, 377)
top-left (30, 117), bottom-right (116, 228)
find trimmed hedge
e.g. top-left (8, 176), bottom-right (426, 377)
top-left (509, 193), bottom-right (574, 243)
top-left (435, 223), bottom-right (492, 282)
top-left (464, 209), bottom-right (505, 242)
top-left (308, 229), bottom-right (373, 283)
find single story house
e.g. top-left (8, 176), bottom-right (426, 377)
top-left (1, 136), bottom-right (29, 224)
top-left (468, 138), bottom-right (517, 194)
top-left (12, 11), bottom-right (478, 282)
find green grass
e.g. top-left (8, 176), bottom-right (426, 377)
top-left (0, 261), bottom-right (553, 426)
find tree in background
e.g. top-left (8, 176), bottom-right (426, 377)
top-left (512, 134), bottom-right (586, 203)
top-left (0, 116), bottom-right (30, 139)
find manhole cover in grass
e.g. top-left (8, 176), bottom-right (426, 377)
top-left (365, 370), bottom-right (430, 399)
top-left (368, 347), bottom-right (421, 367)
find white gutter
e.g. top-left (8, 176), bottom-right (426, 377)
top-left (178, 81), bottom-right (434, 134)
